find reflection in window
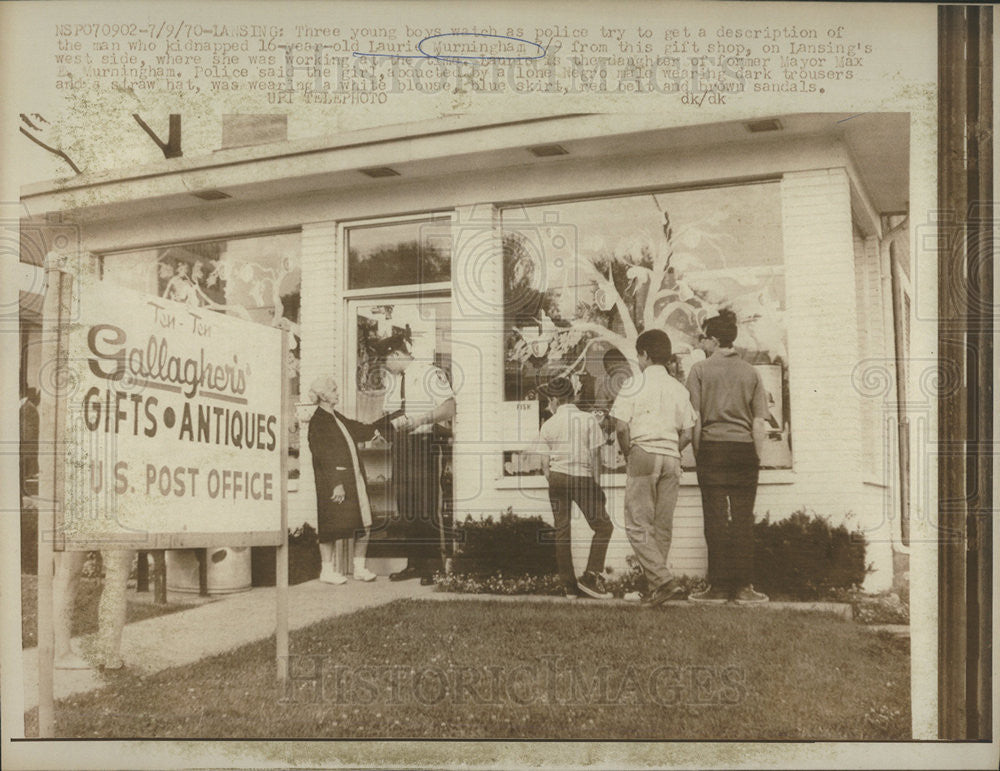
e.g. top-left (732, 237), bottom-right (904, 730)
top-left (100, 231), bottom-right (303, 478)
top-left (346, 217), bottom-right (451, 289)
top-left (501, 183), bottom-right (791, 471)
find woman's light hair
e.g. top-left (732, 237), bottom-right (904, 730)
top-left (307, 375), bottom-right (338, 405)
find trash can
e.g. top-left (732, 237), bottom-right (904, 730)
top-left (166, 547), bottom-right (252, 595)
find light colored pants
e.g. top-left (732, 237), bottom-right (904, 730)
top-left (623, 447), bottom-right (681, 590)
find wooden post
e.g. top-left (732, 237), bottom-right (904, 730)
top-left (152, 550), bottom-right (167, 605)
top-left (36, 266), bottom-right (71, 738)
top-left (197, 548), bottom-right (209, 597)
top-left (136, 550), bottom-right (149, 592)
top-left (276, 330), bottom-right (290, 683)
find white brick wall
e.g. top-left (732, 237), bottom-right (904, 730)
top-left (451, 204), bottom-right (505, 511)
top-left (779, 169), bottom-right (865, 512)
top-left (291, 220), bottom-right (340, 528)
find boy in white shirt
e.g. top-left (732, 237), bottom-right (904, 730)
top-left (534, 377), bottom-right (614, 599)
top-left (611, 330), bottom-right (697, 607)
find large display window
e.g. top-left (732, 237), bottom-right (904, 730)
top-left (501, 183), bottom-right (791, 474)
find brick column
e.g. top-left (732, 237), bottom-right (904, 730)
top-left (293, 220), bottom-right (341, 528)
top-left (780, 169), bottom-right (865, 510)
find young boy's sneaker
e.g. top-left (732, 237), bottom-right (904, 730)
top-left (577, 571), bottom-right (612, 600)
top-left (733, 585), bottom-right (769, 605)
top-left (640, 577), bottom-right (685, 607)
top-left (687, 585), bottom-right (730, 604)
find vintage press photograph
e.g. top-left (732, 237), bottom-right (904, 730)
top-left (15, 109), bottom-right (913, 739)
top-left (0, 1), bottom-right (993, 769)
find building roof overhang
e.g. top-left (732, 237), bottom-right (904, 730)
top-left (20, 112), bottom-right (909, 222)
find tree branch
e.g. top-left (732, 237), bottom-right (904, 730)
top-left (133, 113), bottom-right (182, 158)
top-left (19, 127), bottom-right (81, 174)
top-left (552, 336), bottom-right (599, 379)
top-left (651, 300), bottom-right (701, 331)
top-left (578, 258), bottom-right (639, 341)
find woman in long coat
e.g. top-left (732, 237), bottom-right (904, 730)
top-left (307, 376), bottom-right (379, 584)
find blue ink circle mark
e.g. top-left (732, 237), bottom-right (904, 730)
top-left (417, 33), bottom-right (546, 64)
top-left (354, 32), bottom-right (547, 64)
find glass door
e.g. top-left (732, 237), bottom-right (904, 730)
top-left (346, 296), bottom-right (452, 554)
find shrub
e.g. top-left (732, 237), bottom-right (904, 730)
top-left (442, 508), bottom-right (869, 602)
top-left (250, 523), bottom-right (321, 586)
top-left (450, 508), bottom-right (558, 576)
top-left (847, 592), bottom-right (910, 625)
top-left (752, 509), bottom-right (870, 599)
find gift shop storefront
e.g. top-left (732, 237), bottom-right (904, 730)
top-left (20, 112), bottom-right (911, 590)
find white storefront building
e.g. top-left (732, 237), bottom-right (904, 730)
top-left (20, 112), bottom-right (911, 591)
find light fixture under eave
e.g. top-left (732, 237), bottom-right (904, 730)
top-left (190, 189), bottom-right (232, 200)
top-left (359, 167), bottom-right (401, 178)
top-left (529, 144), bottom-right (569, 157)
top-left (744, 119), bottom-right (783, 133)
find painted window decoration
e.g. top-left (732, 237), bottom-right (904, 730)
top-left (100, 231), bottom-right (303, 478)
top-left (346, 217), bottom-right (452, 289)
top-left (501, 183), bottom-right (792, 473)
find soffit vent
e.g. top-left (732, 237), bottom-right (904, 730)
top-left (529, 144), bottom-right (569, 157)
top-left (190, 189), bottom-right (232, 201)
top-left (359, 167), bottom-right (401, 178)
top-left (744, 119), bottom-right (783, 133)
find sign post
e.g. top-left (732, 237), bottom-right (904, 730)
top-left (35, 265), bottom-right (72, 738)
top-left (276, 330), bottom-right (289, 683)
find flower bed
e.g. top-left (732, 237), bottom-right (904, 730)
top-left (438, 508), bottom-right (871, 603)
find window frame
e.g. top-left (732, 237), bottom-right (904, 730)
top-left (339, 211), bottom-right (455, 299)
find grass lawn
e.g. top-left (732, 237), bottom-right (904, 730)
top-left (20, 575), bottom-right (196, 648)
top-left (31, 599), bottom-right (910, 740)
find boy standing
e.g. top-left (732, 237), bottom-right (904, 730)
top-left (611, 330), bottom-right (697, 607)
top-left (686, 311), bottom-right (770, 605)
top-left (534, 377), bottom-right (614, 599)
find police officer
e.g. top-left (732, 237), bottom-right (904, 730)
top-left (374, 333), bottom-right (455, 585)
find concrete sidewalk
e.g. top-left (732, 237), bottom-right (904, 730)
top-left (22, 578), bottom-right (436, 712)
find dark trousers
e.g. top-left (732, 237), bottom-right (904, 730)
top-left (695, 441), bottom-right (760, 592)
top-left (547, 472), bottom-right (614, 590)
top-left (392, 432), bottom-right (445, 574)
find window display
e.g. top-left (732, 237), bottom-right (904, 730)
top-left (501, 183), bottom-right (791, 473)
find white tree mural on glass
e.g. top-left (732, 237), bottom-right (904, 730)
top-left (503, 191), bottom-right (791, 470)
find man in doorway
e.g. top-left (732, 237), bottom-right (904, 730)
top-left (686, 310), bottom-right (770, 605)
top-left (610, 329), bottom-right (696, 607)
top-left (375, 332), bottom-right (455, 585)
